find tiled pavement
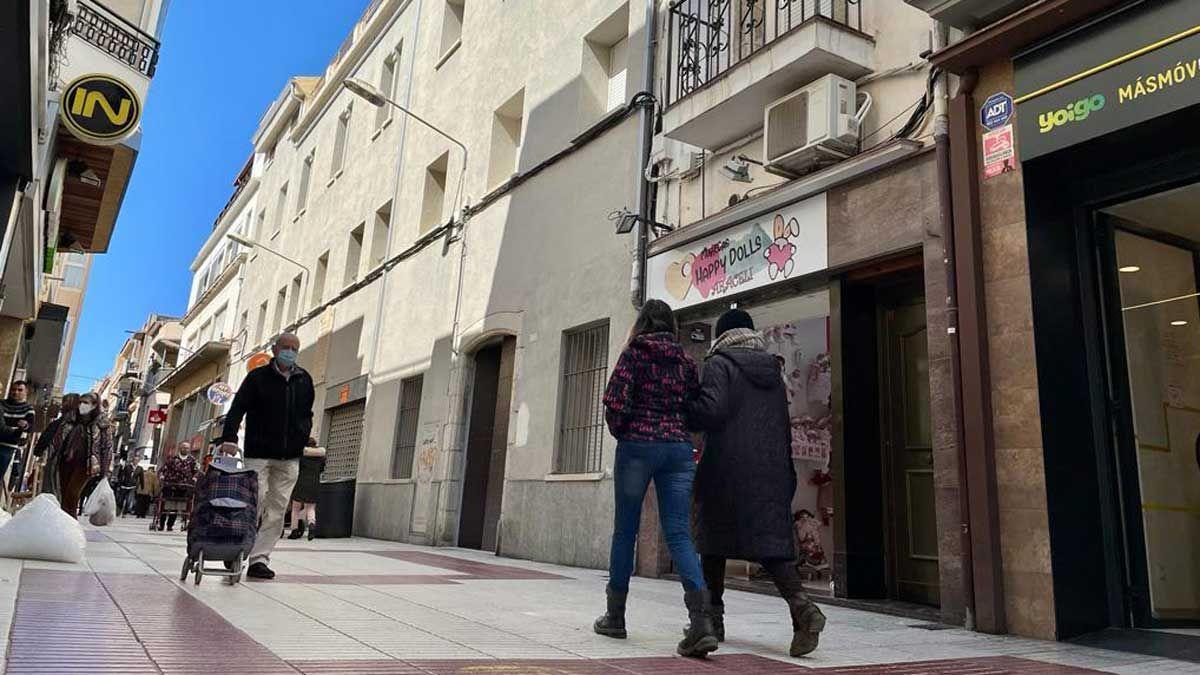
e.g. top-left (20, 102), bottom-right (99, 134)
top-left (0, 518), bottom-right (1196, 674)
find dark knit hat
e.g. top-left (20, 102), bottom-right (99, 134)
top-left (715, 308), bottom-right (754, 338)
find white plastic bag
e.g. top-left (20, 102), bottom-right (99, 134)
top-left (0, 494), bottom-right (86, 563)
top-left (83, 478), bottom-right (116, 526)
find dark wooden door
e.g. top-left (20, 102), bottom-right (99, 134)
top-left (882, 298), bottom-right (940, 606)
top-left (460, 344), bottom-right (501, 550)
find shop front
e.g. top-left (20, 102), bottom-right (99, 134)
top-left (1011, 0), bottom-right (1200, 641)
top-left (642, 148), bottom-right (965, 622)
top-left (154, 340), bottom-right (231, 464)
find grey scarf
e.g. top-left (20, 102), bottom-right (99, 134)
top-left (709, 327), bottom-right (766, 357)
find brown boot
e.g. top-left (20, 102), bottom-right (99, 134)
top-left (788, 598), bottom-right (826, 657)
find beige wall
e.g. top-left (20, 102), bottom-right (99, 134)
top-left (972, 60), bottom-right (1056, 640)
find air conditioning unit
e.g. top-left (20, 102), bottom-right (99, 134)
top-left (763, 74), bottom-right (861, 177)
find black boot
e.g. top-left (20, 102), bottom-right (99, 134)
top-left (593, 586), bottom-right (627, 639)
top-left (710, 602), bottom-right (725, 642)
top-left (787, 594), bottom-right (826, 657)
top-left (677, 589), bottom-right (719, 658)
top-left (287, 520), bottom-right (306, 540)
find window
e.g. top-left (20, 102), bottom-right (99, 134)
top-left (391, 375), bottom-right (424, 479)
top-left (211, 304), bottom-right (228, 340)
top-left (238, 311), bottom-right (249, 344)
top-left (440, 0), bottom-right (465, 59)
top-left (255, 301), bottom-right (268, 344)
top-left (255, 209), bottom-right (266, 241)
top-left (344, 224), bottom-right (364, 286)
top-left (370, 201), bottom-right (391, 268)
top-left (420, 152), bottom-right (449, 234)
top-left (61, 253), bottom-right (87, 288)
top-left (331, 108), bottom-right (351, 178)
top-left (487, 89), bottom-right (525, 188)
top-left (287, 274), bottom-right (302, 324)
top-left (312, 252), bottom-right (329, 307)
top-left (582, 5), bottom-right (630, 124)
top-left (272, 286), bottom-right (287, 335)
top-left (377, 48), bottom-right (400, 130)
top-left (199, 319), bottom-right (213, 344)
top-left (296, 151), bottom-right (314, 215)
top-left (555, 322), bottom-right (610, 474)
top-left (273, 183), bottom-right (289, 235)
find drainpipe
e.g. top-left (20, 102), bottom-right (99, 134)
top-left (947, 62), bottom-right (1007, 634)
top-left (630, 0), bottom-right (658, 307)
top-left (931, 23), bottom-right (976, 632)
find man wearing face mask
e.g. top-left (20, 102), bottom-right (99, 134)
top-left (220, 333), bottom-right (315, 580)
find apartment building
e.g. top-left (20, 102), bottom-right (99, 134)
top-left (213, 0), bottom-right (651, 568)
top-left (2, 0), bottom-right (170, 416)
top-left (97, 313), bottom-right (180, 462)
top-left (155, 160), bottom-right (258, 458)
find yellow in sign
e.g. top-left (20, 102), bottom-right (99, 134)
top-left (60, 74), bottom-right (142, 145)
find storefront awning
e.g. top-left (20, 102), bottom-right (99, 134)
top-left (153, 340), bottom-right (230, 394)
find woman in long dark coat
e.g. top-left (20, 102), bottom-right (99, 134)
top-left (688, 309), bottom-right (826, 657)
top-left (34, 393), bottom-right (79, 501)
top-left (288, 438), bottom-right (325, 540)
top-left (59, 393), bottom-right (112, 516)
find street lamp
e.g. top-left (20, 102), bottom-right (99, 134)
top-left (226, 232), bottom-right (312, 279)
top-left (342, 78), bottom-right (469, 220)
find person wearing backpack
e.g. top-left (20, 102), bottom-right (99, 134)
top-left (592, 299), bottom-right (718, 659)
top-left (688, 309), bottom-right (827, 657)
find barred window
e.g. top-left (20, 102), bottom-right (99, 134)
top-left (391, 376), bottom-right (423, 479)
top-left (555, 322), bottom-right (610, 474)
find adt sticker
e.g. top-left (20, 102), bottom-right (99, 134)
top-left (980, 92), bottom-right (1014, 130)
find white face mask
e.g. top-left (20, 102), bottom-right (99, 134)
top-left (78, 403), bottom-right (94, 416)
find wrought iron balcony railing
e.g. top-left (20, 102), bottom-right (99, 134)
top-left (71, 0), bottom-right (161, 78)
top-left (666, 0), bottom-right (864, 107)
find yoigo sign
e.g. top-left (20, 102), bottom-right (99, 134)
top-left (1036, 94), bottom-right (1106, 134)
top-left (1014, 0), bottom-right (1200, 159)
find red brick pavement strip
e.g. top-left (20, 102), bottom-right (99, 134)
top-left (8, 569), bottom-right (299, 674)
top-left (7, 569), bottom-right (1107, 675)
top-left (289, 656), bottom-right (1109, 675)
top-left (273, 548), bottom-right (570, 581)
top-left (249, 573), bottom-right (467, 585)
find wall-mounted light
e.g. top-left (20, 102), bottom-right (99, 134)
top-left (1118, 266), bottom-right (1141, 273)
top-left (609, 208), bottom-right (673, 236)
top-left (1171, 320), bottom-right (1188, 326)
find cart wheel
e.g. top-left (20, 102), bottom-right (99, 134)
top-left (231, 553), bottom-right (245, 585)
top-left (194, 551), bottom-right (204, 586)
top-left (179, 556), bottom-right (192, 582)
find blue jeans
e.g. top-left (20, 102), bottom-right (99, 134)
top-left (607, 440), bottom-right (706, 593)
top-left (0, 447), bottom-right (14, 487)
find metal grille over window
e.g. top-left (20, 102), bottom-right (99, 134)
top-left (556, 322), bottom-right (609, 474)
top-left (392, 376), bottom-right (423, 479)
top-left (325, 400), bottom-right (366, 480)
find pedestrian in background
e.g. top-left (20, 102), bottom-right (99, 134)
top-left (220, 332), bottom-right (315, 580)
top-left (0, 380), bottom-right (34, 492)
top-left (33, 393), bottom-right (78, 501)
top-left (593, 299), bottom-right (718, 659)
top-left (59, 392), bottom-right (112, 515)
top-left (688, 309), bottom-right (826, 657)
top-left (157, 442), bottom-right (196, 531)
top-left (288, 437), bottom-right (325, 541)
top-left (134, 463), bottom-right (154, 518)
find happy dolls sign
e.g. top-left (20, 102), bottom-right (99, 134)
top-left (647, 193), bottom-right (827, 309)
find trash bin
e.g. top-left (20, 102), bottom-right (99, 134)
top-left (316, 478), bottom-right (356, 538)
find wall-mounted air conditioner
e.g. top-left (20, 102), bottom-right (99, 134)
top-left (763, 74), bottom-right (863, 177)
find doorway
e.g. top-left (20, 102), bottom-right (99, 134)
top-left (1097, 183), bottom-right (1200, 628)
top-left (458, 336), bottom-right (515, 552)
top-left (840, 265), bottom-right (939, 609)
top-left (880, 294), bottom-right (939, 606)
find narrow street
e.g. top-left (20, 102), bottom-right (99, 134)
top-left (0, 518), bottom-right (1185, 674)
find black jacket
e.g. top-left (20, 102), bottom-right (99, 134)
top-left (221, 361), bottom-right (315, 461)
top-left (689, 348), bottom-right (797, 561)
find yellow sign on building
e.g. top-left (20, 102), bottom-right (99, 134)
top-left (60, 73), bottom-right (142, 145)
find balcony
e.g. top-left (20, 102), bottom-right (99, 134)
top-left (663, 0), bottom-right (873, 149)
top-left (70, 0), bottom-right (161, 79)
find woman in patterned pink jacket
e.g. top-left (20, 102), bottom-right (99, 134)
top-left (592, 299), bottom-right (717, 659)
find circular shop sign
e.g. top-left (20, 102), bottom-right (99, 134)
top-left (207, 382), bottom-right (235, 406)
top-left (60, 73), bottom-right (142, 145)
top-left (247, 352), bottom-right (272, 371)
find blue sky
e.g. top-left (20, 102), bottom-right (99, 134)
top-left (65, 1), bottom-right (365, 391)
